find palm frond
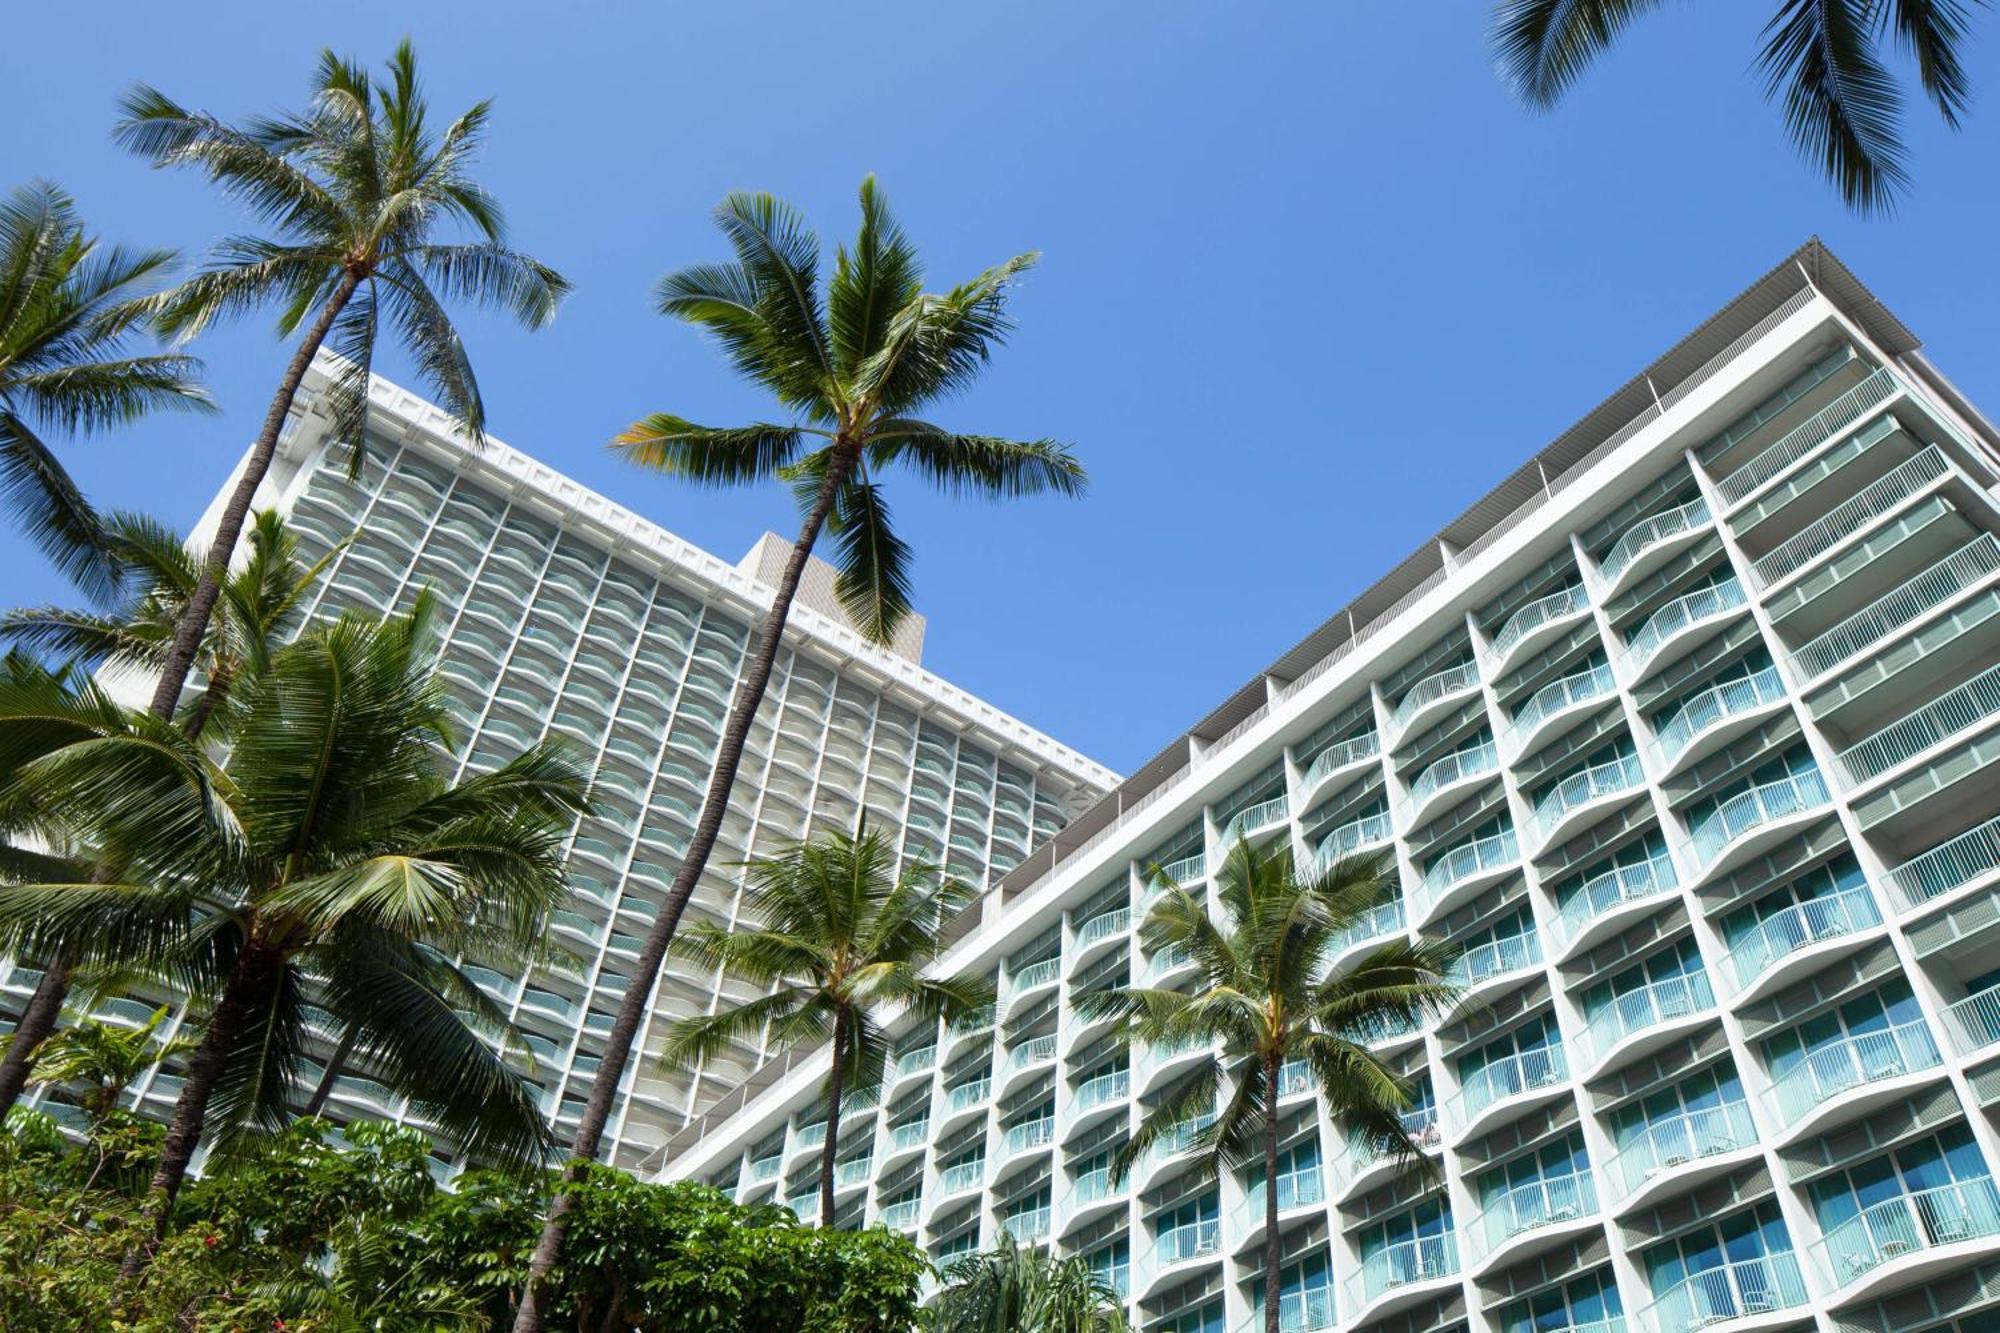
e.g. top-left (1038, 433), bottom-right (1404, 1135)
top-left (1491, 0), bottom-right (1669, 106)
top-left (612, 416), bottom-right (807, 486)
top-left (867, 421), bottom-right (1087, 500)
top-left (824, 475), bottom-right (914, 645)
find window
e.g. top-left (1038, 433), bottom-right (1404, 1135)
top-left (1808, 1124), bottom-right (1993, 1236)
top-left (1084, 1236), bottom-right (1128, 1297)
top-left (1762, 980), bottom-right (1924, 1083)
top-left (1500, 1267), bottom-right (1623, 1333)
top-left (1153, 1191), bottom-right (1220, 1263)
top-left (1478, 1130), bottom-right (1590, 1206)
top-left (1643, 1200), bottom-right (1794, 1299)
top-left (1609, 1064), bottom-right (1746, 1149)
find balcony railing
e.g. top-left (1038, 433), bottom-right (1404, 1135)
top-left (1155, 1218), bottom-right (1222, 1265)
top-left (1817, 1178), bottom-right (2000, 1287)
top-left (939, 1158), bottom-right (984, 1194)
top-left (893, 1046), bottom-right (936, 1079)
top-left (1885, 814), bottom-right (2000, 910)
top-left (1145, 943), bottom-right (1194, 983)
top-left (1688, 771), bottom-right (1830, 870)
top-left (1355, 1233), bottom-right (1460, 1303)
top-left (1001, 1117), bottom-right (1054, 1157)
top-left (1007, 1034), bottom-right (1058, 1073)
top-left (795, 1123), bottom-right (827, 1149)
top-left (1612, 1100), bottom-right (1757, 1197)
top-left (1483, 1171), bottom-right (1598, 1250)
top-left (1220, 794), bottom-right (1292, 848)
top-left (1074, 1067), bottom-right (1130, 1115)
top-left (1533, 752), bottom-right (1645, 843)
top-left (1423, 829), bottom-right (1520, 904)
top-left (945, 1078), bottom-right (992, 1114)
top-left (1236, 1168), bottom-right (1327, 1233)
top-left (1793, 536), bottom-right (2000, 679)
top-left (948, 1005), bottom-right (995, 1040)
top-left (1602, 496), bottom-right (1711, 587)
top-left (1837, 661), bottom-right (2000, 784)
top-left (1316, 811), bottom-right (1393, 869)
top-left (1584, 972), bottom-right (1715, 1062)
top-left (1002, 1205), bottom-right (1051, 1241)
top-left (1726, 887), bottom-right (1880, 990)
top-left (1330, 897), bottom-right (1406, 956)
top-left (1750, 447), bottom-right (1947, 587)
top-left (888, 1120), bottom-right (930, 1154)
top-left (1646, 1251), bottom-right (1808, 1330)
top-left (1408, 741), bottom-right (1500, 812)
top-left (1351, 1109), bottom-right (1443, 1166)
top-left (1493, 584), bottom-right (1591, 662)
top-left (1074, 907), bottom-right (1132, 951)
top-left (1624, 580), bottom-right (1748, 678)
top-left (1391, 661), bottom-right (1482, 733)
top-left (833, 1157), bottom-right (872, 1189)
top-left (1065, 1167), bottom-right (1122, 1210)
top-left (1008, 958), bottom-right (1060, 998)
top-left (1450, 931), bottom-right (1540, 988)
top-left (1509, 661), bottom-right (1618, 748)
top-left (1301, 731), bottom-right (1381, 798)
top-left (1943, 983), bottom-right (2000, 1057)
top-left (1651, 667), bottom-right (1788, 768)
top-left (1244, 1287), bottom-right (1336, 1333)
top-left (749, 1154), bottom-right (782, 1181)
top-left (1161, 853), bottom-right (1206, 885)
top-left (1767, 1018), bottom-right (1940, 1126)
top-left (1455, 1045), bottom-right (1566, 1125)
top-left (880, 1198), bottom-right (920, 1231)
top-left (1715, 368), bottom-right (1897, 506)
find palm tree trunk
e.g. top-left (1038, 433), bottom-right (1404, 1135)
top-left (819, 1006), bottom-right (849, 1227)
top-left (118, 939), bottom-right (285, 1280)
top-left (302, 1021), bottom-right (359, 1117)
top-left (0, 957), bottom-right (69, 1117)
top-left (147, 270), bottom-right (362, 722)
top-left (1264, 1050), bottom-right (1281, 1333)
top-left (511, 440), bottom-right (860, 1333)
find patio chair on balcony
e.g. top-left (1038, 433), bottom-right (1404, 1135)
top-left (1866, 1054), bottom-right (1907, 1080)
top-left (1934, 1212), bottom-right (1974, 1243)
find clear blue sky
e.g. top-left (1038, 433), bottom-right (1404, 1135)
top-left (3, 3), bottom-right (1995, 776)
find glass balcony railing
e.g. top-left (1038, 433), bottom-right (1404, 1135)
top-left (1455, 1045), bottom-right (1566, 1125)
top-left (749, 1155), bottom-right (782, 1181)
top-left (1533, 752), bottom-right (1645, 843)
top-left (1407, 741), bottom-right (1500, 813)
top-left (939, 1158), bottom-right (984, 1194)
top-left (1624, 580), bottom-right (1749, 678)
top-left (1074, 907), bottom-right (1132, 951)
top-left (1837, 661), bottom-right (2000, 784)
top-left (1235, 1168), bottom-right (1327, 1233)
top-left (1391, 662), bottom-right (1482, 733)
top-left (1344, 1011), bottom-right (1420, 1047)
top-left (1612, 1100), bottom-right (1757, 1197)
top-left (1161, 853), bottom-right (1207, 885)
top-left (1316, 811), bottom-right (1393, 869)
top-left (1646, 1252), bottom-right (1808, 1330)
top-left (1726, 887), bottom-right (1880, 990)
top-left (1073, 1067), bottom-right (1130, 1115)
top-left (948, 1005), bottom-right (995, 1041)
top-left (1793, 536), bottom-right (2000, 679)
top-left (1149, 1113), bottom-right (1217, 1166)
top-left (795, 1123), bottom-right (827, 1149)
top-left (1007, 1035), bottom-right (1058, 1073)
top-left (1767, 1018), bottom-right (1941, 1126)
top-left (1493, 585), bottom-right (1591, 662)
top-left (1220, 794), bottom-right (1292, 847)
top-left (1715, 368), bottom-right (1898, 506)
top-left (945, 1078), bottom-right (992, 1114)
top-left (1002, 1205), bottom-right (1051, 1241)
top-left (1301, 731), bottom-right (1381, 799)
top-left (1943, 983), bottom-right (2000, 1057)
top-left (1483, 1171), bottom-right (1598, 1249)
top-left (1688, 771), bottom-right (1830, 870)
top-left (1449, 931), bottom-right (1540, 988)
top-left (1065, 1167), bottom-right (1123, 1210)
top-left (888, 1120), bottom-right (930, 1154)
top-left (1008, 958), bottom-right (1060, 998)
top-left (1508, 661), bottom-right (1617, 747)
top-left (1750, 447), bottom-right (1947, 587)
top-left (1651, 667), bottom-right (1788, 768)
top-left (880, 1198), bottom-right (920, 1231)
top-left (1886, 815), bottom-right (2000, 910)
top-left (1601, 496), bottom-right (1711, 588)
top-left (893, 1046), bottom-right (936, 1080)
top-left (1001, 1118), bottom-right (1054, 1157)
top-left (1584, 973), bottom-right (1715, 1062)
top-left (1330, 898), bottom-right (1406, 956)
top-left (1145, 943), bottom-right (1195, 983)
top-left (833, 1158), bottom-right (872, 1189)
top-left (1422, 829), bottom-right (1519, 905)
top-left (787, 1192), bottom-right (815, 1220)
top-left (1355, 1233), bottom-right (1460, 1304)
top-left (1817, 1178), bottom-right (2000, 1287)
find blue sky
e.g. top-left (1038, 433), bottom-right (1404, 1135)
top-left (3, 3), bottom-right (1996, 776)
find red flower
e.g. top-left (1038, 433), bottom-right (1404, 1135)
top-left (203, 1235), bottom-right (218, 1248)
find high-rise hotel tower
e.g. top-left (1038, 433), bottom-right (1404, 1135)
top-left (0, 352), bottom-right (1116, 1171)
top-left (668, 242), bottom-right (2000, 1333)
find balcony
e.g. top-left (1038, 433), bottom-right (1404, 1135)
top-left (1481, 1171), bottom-right (1598, 1259)
top-left (1007, 958), bottom-right (1060, 1008)
top-left (1073, 907), bottom-right (1132, 956)
top-left (1816, 1178), bottom-right (2000, 1292)
top-left (1885, 814), bottom-right (2000, 911)
top-left (1160, 853), bottom-right (1207, 886)
top-left (1792, 536), bottom-right (2000, 680)
top-left (1748, 447), bottom-right (1948, 589)
top-left (1687, 771), bottom-right (1831, 877)
top-left (1452, 1045), bottom-right (1567, 1138)
top-left (1069, 1067), bottom-right (1130, 1122)
top-left (1942, 983), bottom-right (2000, 1058)
top-left (1055, 1168), bottom-right (1125, 1234)
top-left (1715, 368), bottom-right (1898, 507)
top-left (1405, 741), bottom-right (1500, 826)
top-left (833, 1157), bottom-right (872, 1191)
top-left (1144, 942), bottom-right (1197, 985)
top-left (1601, 496), bottom-right (1713, 592)
top-left (1836, 661), bottom-right (2000, 786)
top-left (938, 1157), bottom-right (984, 1196)
top-left (1419, 829), bottom-right (1520, 923)
top-left (885, 1119), bottom-right (930, 1158)
top-left (748, 1154), bottom-right (782, 1183)
top-left (1725, 888), bottom-right (1881, 997)
top-left (946, 1005), bottom-right (995, 1050)
top-left (880, 1198), bottom-right (920, 1231)
top-left (1220, 794), bottom-right (1292, 849)
top-left (1582, 973), bottom-right (1716, 1071)
top-left (1328, 897), bottom-right (1406, 965)
top-left (941, 1077), bottom-right (992, 1127)
top-left (1001, 1204), bottom-right (1051, 1242)
top-left (892, 1046), bottom-right (936, 1083)
top-left (1391, 661), bottom-right (1483, 737)
top-left (1532, 752), bottom-right (1647, 850)
top-left (1610, 1100), bottom-right (1758, 1206)
top-left (1151, 1216), bottom-right (1222, 1270)
top-left (1000, 1117), bottom-right (1054, 1160)
top-left (1245, 1287), bottom-right (1336, 1333)
top-left (1314, 811), bottom-right (1393, 870)
top-left (1299, 731), bottom-right (1381, 810)
top-left (1005, 1034), bottom-right (1058, 1079)
top-left (1651, 667), bottom-right (1790, 774)
top-left (1624, 580), bottom-right (1750, 683)
top-left (1231, 1168), bottom-right (1327, 1249)
top-left (1493, 584), bottom-right (1593, 667)
top-left (1645, 1252), bottom-right (1808, 1331)
top-left (1506, 660), bottom-right (1619, 758)
top-left (1349, 1233), bottom-right (1461, 1317)
top-left (1449, 931), bottom-right (1540, 991)
top-left (1766, 1019), bottom-right (1941, 1132)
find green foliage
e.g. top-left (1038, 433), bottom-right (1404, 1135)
top-left (0, 1113), bottom-right (927, 1331)
top-left (928, 1234), bottom-right (1127, 1333)
top-left (23, 1007), bottom-right (190, 1126)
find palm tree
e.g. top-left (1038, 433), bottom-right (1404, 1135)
top-left (1491, 0), bottom-right (1987, 213)
top-left (1074, 840), bottom-right (1460, 1333)
top-left (0, 180), bottom-right (211, 595)
top-left (658, 823), bottom-right (989, 1227)
top-left (113, 39), bottom-right (569, 723)
top-left (0, 600), bottom-right (590, 1277)
top-left (22, 1006), bottom-right (191, 1128)
top-left (930, 1233), bottom-right (1130, 1333)
top-left (512, 177), bottom-right (1085, 1331)
top-left (0, 507), bottom-right (337, 1119)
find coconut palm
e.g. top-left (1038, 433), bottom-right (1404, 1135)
top-left (657, 823), bottom-right (989, 1227)
top-left (512, 178), bottom-right (1084, 1331)
top-left (113, 39), bottom-right (569, 723)
top-left (0, 600), bottom-right (590, 1277)
top-left (1491, 0), bottom-right (1987, 213)
top-left (0, 180), bottom-right (210, 595)
top-left (1074, 839), bottom-right (1460, 1333)
top-left (930, 1232), bottom-right (1130, 1333)
top-left (0, 508), bottom-right (337, 1119)
top-left (22, 1006), bottom-right (191, 1128)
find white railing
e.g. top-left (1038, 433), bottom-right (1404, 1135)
top-left (1767, 1019), bottom-right (1940, 1125)
top-left (1688, 770), bottom-right (1829, 869)
top-left (1145, 943), bottom-right (1195, 983)
top-left (1422, 829), bottom-right (1519, 906)
top-left (888, 1120), bottom-right (929, 1154)
top-left (1493, 584), bottom-right (1591, 662)
top-left (1407, 740), bottom-right (1500, 814)
top-left (1008, 957), bottom-right (1060, 997)
top-left (1354, 1233), bottom-right (1460, 1305)
top-left (1817, 1178), bottom-right (2000, 1286)
top-left (1161, 853), bottom-right (1207, 885)
top-left (1301, 731), bottom-right (1381, 799)
top-left (1483, 1171), bottom-right (1597, 1249)
top-left (1329, 897), bottom-right (1406, 956)
top-left (795, 1122), bottom-right (827, 1149)
top-left (1454, 1045), bottom-right (1566, 1125)
top-left (1750, 447), bottom-right (1947, 586)
top-left (1245, 1286), bottom-right (1336, 1333)
top-left (1391, 661), bottom-right (1482, 733)
top-left (1556, 855), bottom-right (1676, 948)
top-left (749, 1155), bottom-right (782, 1181)
top-left (880, 1198), bottom-right (920, 1231)
top-left (1073, 1067), bottom-right (1130, 1114)
top-left (1533, 751), bottom-right (1645, 843)
top-left (1612, 1100), bottom-right (1757, 1197)
top-left (1601, 496), bottom-right (1711, 588)
top-left (1007, 1034), bottom-right (1058, 1072)
top-left (1646, 1252), bottom-right (1808, 1330)
top-left (1315, 810), bottom-right (1393, 868)
top-left (1886, 815), bottom-right (2000, 910)
top-left (1716, 368), bottom-right (1897, 505)
top-left (1450, 930), bottom-right (1540, 987)
top-left (1837, 660), bottom-right (2000, 783)
top-left (1942, 983), bottom-right (2000, 1057)
top-left (1155, 1216), bottom-right (1222, 1265)
top-left (1002, 1204), bottom-right (1051, 1241)
top-left (1220, 794), bottom-right (1292, 848)
top-left (939, 1158), bottom-right (984, 1194)
top-left (1507, 660), bottom-right (1617, 749)
top-left (1001, 1117), bottom-right (1054, 1157)
top-left (1624, 580), bottom-right (1748, 678)
top-left (945, 1077), bottom-right (992, 1114)
top-left (1651, 666), bottom-right (1788, 768)
top-left (1235, 1168), bottom-right (1327, 1234)
top-left (1583, 973), bottom-right (1715, 1063)
top-left (1794, 536), bottom-right (2000, 679)
top-left (1727, 887), bottom-right (1880, 990)
top-left (1074, 907), bottom-right (1132, 951)
top-left (893, 1046), bottom-right (935, 1080)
